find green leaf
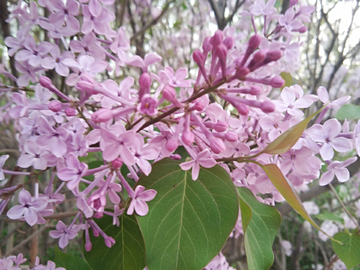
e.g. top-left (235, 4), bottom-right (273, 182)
top-left (55, 248), bottom-right (91, 270)
top-left (336, 104), bottom-right (360, 120)
top-left (238, 187), bottom-right (281, 270)
top-left (260, 107), bottom-right (325, 155)
top-left (261, 163), bottom-right (342, 244)
top-left (280, 72), bottom-right (292, 90)
top-left (332, 231), bottom-right (360, 269)
top-left (84, 214), bottom-right (146, 270)
top-left (136, 158), bottom-right (239, 270)
top-left (315, 212), bottom-right (344, 223)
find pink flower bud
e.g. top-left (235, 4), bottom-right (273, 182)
top-left (247, 34), bottom-right (261, 53)
top-left (298, 26), bottom-right (307, 33)
top-left (190, 98), bottom-right (206, 111)
top-left (65, 107), bottom-right (76, 117)
top-left (202, 37), bottom-right (213, 53)
top-left (210, 30), bottom-right (223, 47)
top-left (76, 81), bottom-right (95, 93)
top-left (85, 242), bottom-right (92, 252)
top-left (236, 67), bottom-right (250, 79)
top-left (225, 132), bottom-right (238, 142)
top-left (171, 154), bottom-right (182, 160)
top-left (111, 158), bottom-right (123, 169)
top-left (193, 49), bottom-right (205, 64)
top-left (265, 50), bottom-right (282, 63)
top-left (214, 121), bottom-right (228, 132)
top-left (223, 36), bottom-right (234, 50)
top-left (248, 51), bottom-right (266, 70)
top-left (48, 100), bottom-right (62, 112)
top-left (39, 76), bottom-right (53, 88)
top-left (93, 212), bottom-right (103, 219)
top-left (210, 137), bottom-right (225, 154)
top-left (139, 72), bottom-right (151, 88)
top-left (270, 76), bottom-right (285, 88)
top-left (166, 137), bottom-right (178, 152)
top-left (250, 86), bottom-right (262, 95)
top-left (105, 236), bottom-right (115, 248)
top-left (216, 44), bottom-right (228, 59)
top-left (162, 86), bottom-right (178, 105)
top-left (182, 129), bottom-right (194, 145)
top-left (260, 100), bottom-right (276, 113)
top-left (91, 108), bottom-right (113, 123)
top-left (235, 103), bottom-right (249, 115)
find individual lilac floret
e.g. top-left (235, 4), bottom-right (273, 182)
top-left (309, 119), bottom-right (352, 160)
top-left (127, 185), bottom-right (157, 216)
top-left (49, 220), bottom-right (78, 249)
top-left (7, 189), bottom-right (48, 226)
top-left (319, 157), bottom-right (357, 186)
top-left (180, 149), bottom-right (217, 180)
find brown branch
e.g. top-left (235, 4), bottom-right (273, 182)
top-left (0, 0), bottom-right (18, 80)
top-left (129, 0), bottom-right (178, 43)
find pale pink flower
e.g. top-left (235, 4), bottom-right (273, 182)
top-left (49, 221), bottom-right (78, 249)
top-left (180, 149), bottom-right (217, 180)
top-left (127, 185), bottom-right (157, 216)
top-left (7, 189), bottom-right (47, 226)
top-left (319, 157), bottom-right (357, 186)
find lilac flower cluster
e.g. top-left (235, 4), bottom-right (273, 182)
top-left (0, 254), bottom-right (64, 270)
top-left (0, 0), bottom-right (359, 265)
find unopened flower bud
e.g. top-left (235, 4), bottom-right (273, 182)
top-left (182, 129), bottom-right (194, 145)
top-left (235, 103), bottom-right (249, 115)
top-left (248, 50), bottom-right (266, 70)
top-left (65, 107), bottom-right (76, 117)
top-left (202, 37), bottom-right (213, 53)
top-left (210, 30), bottom-right (223, 48)
top-left (162, 86), bottom-right (179, 105)
top-left (111, 158), bottom-right (123, 169)
top-left (93, 212), bottom-right (103, 219)
top-left (39, 76), bottom-right (53, 88)
top-left (214, 121), bottom-right (228, 132)
top-left (193, 49), bottom-right (205, 64)
top-left (48, 100), bottom-right (62, 112)
top-left (223, 36), bottom-right (234, 50)
top-left (76, 81), bottom-right (95, 93)
top-left (139, 72), bottom-right (151, 88)
top-left (260, 100), bottom-right (276, 113)
top-left (270, 76), bottom-right (285, 88)
top-left (298, 26), bottom-right (307, 33)
top-left (171, 154), bottom-right (182, 160)
top-left (250, 86), bottom-right (262, 95)
top-left (210, 137), bottom-right (225, 154)
top-left (265, 50), bottom-right (282, 63)
top-left (247, 34), bottom-right (261, 53)
top-left (91, 108), bottom-right (113, 123)
top-left (236, 67), bottom-right (250, 79)
top-left (225, 132), bottom-right (238, 142)
top-left (85, 242), bottom-right (92, 252)
top-left (166, 137), bottom-right (178, 152)
top-left (216, 44), bottom-right (228, 59)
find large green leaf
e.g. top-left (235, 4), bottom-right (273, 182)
top-left (136, 158), bottom-right (239, 270)
top-left (55, 248), bottom-right (91, 270)
top-left (238, 187), bottom-right (281, 270)
top-left (336, 104), bottom-right (360, 120)
top-left (84, 214), bottom-right (146, 270)
top-left (262, 163), bottom-right (341, 244)
top-left (332, 231), bottom-right (360, 269)
top-left (260, 107), bottom-right (324, 155)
